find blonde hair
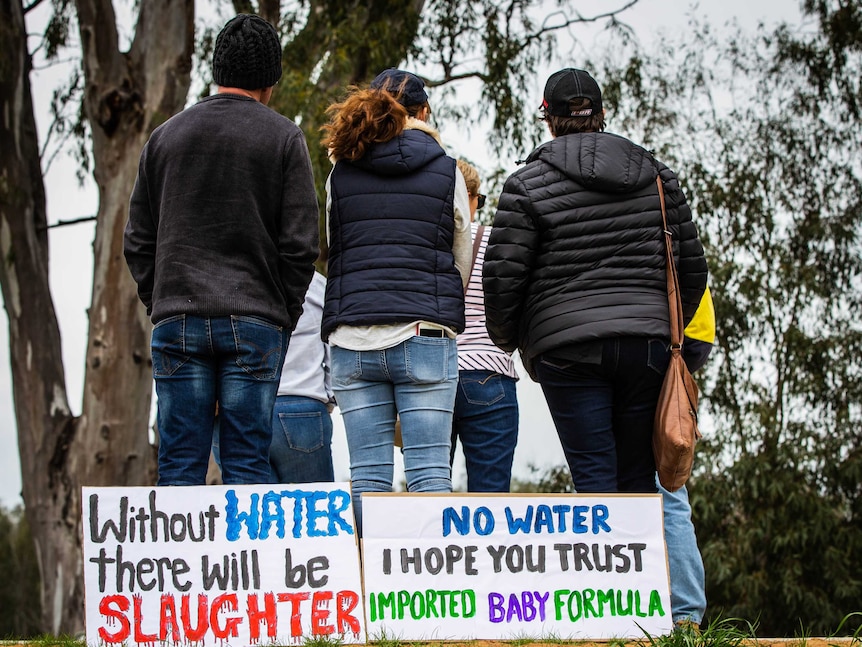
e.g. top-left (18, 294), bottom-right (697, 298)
top-left (321, 87), bottom-right (408, 161)
top-left (457, 159), bottom-right (481, 196)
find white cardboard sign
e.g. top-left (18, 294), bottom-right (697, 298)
top-left (361, 493), bottom-right (672, 641)
top-left (83, 484), bottom-right (365, 646)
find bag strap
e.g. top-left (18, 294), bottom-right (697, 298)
top-left (656, 176), bottom-right (685, 349)
top-left (466, 225), bottom-right (485, 294)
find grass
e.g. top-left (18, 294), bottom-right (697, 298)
top-left (302, 635), bottom-right (346, 647)
top-left (832, 613), bottom-right (862, 647)
top-left (1, 636), bottom-right (86, 647)
top-left (4, 613), bottom-right (861, 647)
top-left (637, 616), bottom-right (754, 647)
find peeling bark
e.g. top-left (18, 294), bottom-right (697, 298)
top-left (0, 0), bottom-right (193, 634)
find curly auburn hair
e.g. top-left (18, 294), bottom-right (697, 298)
top-left (321, 86), bottom-right (430, 162)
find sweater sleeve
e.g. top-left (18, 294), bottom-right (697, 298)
top-left (124, 148), bottom-right (157, 315)
top-left (279, 130), bottom-right (321, 330)
top-left (452, 168), bottom-right (473, 287)
top-left (482, 173), bottom-right (539, 352)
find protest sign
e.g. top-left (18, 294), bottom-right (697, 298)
top-left (83, 484), bottom-right (365, 646)
top-left (362, 493), bottom-right (671, 641)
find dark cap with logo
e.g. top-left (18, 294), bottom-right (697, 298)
top-left (370, 69), bottom-right (429, 107)
top-left (540, 68), bottom-right (603, 117)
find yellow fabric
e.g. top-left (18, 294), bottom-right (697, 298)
top-left (684, 285), bottom-right (716, 344)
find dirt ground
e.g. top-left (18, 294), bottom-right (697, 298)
top-left (3, 639), bottom-right (857, 647)
top-left (141, 640), bottom-right (858, 647)
top-left (386, 640), bottom-right (856, 647)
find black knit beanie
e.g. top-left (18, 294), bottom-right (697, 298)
top-left (213, 14), bottom-right (282, 90)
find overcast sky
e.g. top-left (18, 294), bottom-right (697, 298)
top-left (0, 0), bottom-right (804, 509)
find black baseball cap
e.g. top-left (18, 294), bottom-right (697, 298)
top-left (540, 68), bottom-right (603, 117)
top-left (370, 68), bottom-right (428, 107)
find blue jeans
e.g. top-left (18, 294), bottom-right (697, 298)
top-left (212, 395), bottom-right (334, 483)
top-left (152, 314), bottom-right (287, 485)
top-left (535, 336), bottom-right (669, 493)
top-left (270, 396), bottom-right (334, 483)
top-left (660, 477), bottom-right (706, 624)
top-left (451, 371), bottom-right (519, 492)
top-left (332, 337), bottom-right (457, 532)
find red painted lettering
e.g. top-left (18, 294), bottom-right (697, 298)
top-left (277, 592), bottom-right (310, 637)
top-left (159, 594), bottom-right (180, 642)
top-left (247, 593), bottom-right (278, 641)
top-left (337, 590), bottom-right (361, 634)
top-left (181, 593), bottom-right (209, 641)
top-left (98, 595), bottom-right (130, 643)
top-left (133, 594), bottom-right (157, 643)
top-left (311, 591), bottom-right (334, 635)
top-left (210, 593), bottom-right (242, 639)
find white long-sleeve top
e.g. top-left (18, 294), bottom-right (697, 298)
top-left (277, 271), bottom-right (333, 403)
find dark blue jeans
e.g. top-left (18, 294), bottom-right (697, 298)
top-left (269, 395), bottom-right (334, 483)
top-left (212, 395), bottom-right (334, 484)
top-left (450, 371), bottom-right (519, 492)
top-left (151, 314), bottom-right (287, 485)
top-left (534, 336), bottom-right (669, 493)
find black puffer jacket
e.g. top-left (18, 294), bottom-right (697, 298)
top-left (482, 131), bottom-right (708, 374)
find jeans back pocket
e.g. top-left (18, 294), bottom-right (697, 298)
top-left (230, 315), bottom-right (285, 380)
top-left (151, 315), bottom-right (188, 377)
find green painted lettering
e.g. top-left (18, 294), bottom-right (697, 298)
top-left (596, 589), bottom-right (615, 617)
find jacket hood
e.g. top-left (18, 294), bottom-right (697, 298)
top-left (347, 118), bottom-right (446, 176)
top-left (527, 131), bottom-right (658, 194)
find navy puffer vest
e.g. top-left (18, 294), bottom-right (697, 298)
top-left (322, 128), bottom-right (465, 339)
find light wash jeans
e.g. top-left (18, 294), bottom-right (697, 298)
top-left (332, 337), bottom-right (457, 533)
top-left (152, 314), bottom-right (287, 485)
top-left (660, 478), bottom-right (707, 624)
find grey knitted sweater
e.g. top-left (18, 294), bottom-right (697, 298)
top-left (125, 93), bottom-right (319, 329)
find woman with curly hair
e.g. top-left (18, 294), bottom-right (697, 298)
top-left (320, 69), bottom-right (471, 532)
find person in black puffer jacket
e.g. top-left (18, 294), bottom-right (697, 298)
top-left (483, 68), bottom-right (709, 494)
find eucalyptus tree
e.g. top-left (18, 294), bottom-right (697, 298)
top-left (0, 0), bottom-right (639, 634)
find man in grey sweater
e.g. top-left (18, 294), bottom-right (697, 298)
top-left (124, 13), bottom-right (319, 486)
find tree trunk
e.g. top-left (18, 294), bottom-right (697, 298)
top-left (65, 0), bottom-right (194, 633)
top-left (1, 0), bottom-right (194, 634)
top-left (0, 0), bottom-right (80, 635)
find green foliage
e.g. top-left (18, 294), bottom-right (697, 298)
top-left (252, 1), bottom-right (637, 236)
top-left (0, 505), bottom-right (42, 638)
top-left (594, 0), bottom-right (862, 636)
top-left (514, 464), bottom-right (574, 494)
top-left (693, 460), bottom-right (862, 635)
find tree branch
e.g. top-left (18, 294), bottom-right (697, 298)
top-left (525, 1), bottom-right (641, 46)
top-left (42, 215), bottom-right (97, 230)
